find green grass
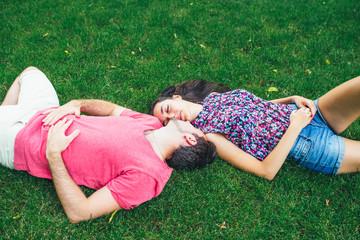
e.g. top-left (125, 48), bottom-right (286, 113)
top-left (1, 0), bottom-right (360, 238)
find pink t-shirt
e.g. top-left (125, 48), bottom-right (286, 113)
top-left (14, 109), bottom-right (172, 210)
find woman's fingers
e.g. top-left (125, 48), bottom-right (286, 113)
top-left (306, 100), bottom-right (317, 116)
top-left (300, 107), bottom-right (312, 118)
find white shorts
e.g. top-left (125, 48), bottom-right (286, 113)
top-left (0, 69), bottom-right (59, 169)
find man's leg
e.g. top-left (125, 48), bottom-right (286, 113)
top-left (1, 67), bottom-right (39, 106)
top-left (0, 67), bottom-right (59, 169)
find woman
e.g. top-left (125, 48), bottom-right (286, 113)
top-left (149, 77), bottom-right (360, 180)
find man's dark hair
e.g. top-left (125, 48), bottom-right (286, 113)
top-left (167, 134), bottom-right (217, 170)
top-left (149, 79), bottom-right (231, 115)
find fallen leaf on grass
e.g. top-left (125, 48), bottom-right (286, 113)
top-left (13, 214), bottom-right (20, 220)
top-left (218, 222), bottom-right (226, 229)
top-left (326, 199), bottom-right (330, 206)
top-left (347, 129), bottom-right (352, 137)
top-left (268, 87), bottom-right (278, 92)
top-left (108, 210), bottom-right (117, 223)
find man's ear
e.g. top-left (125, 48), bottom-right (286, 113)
top-left (172, 95), bottom-right (182, 100)
top-left (184, 134), bottom-right (197, 146)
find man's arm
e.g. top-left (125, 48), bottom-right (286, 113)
top-left (46, 119), bottom-right (121, 223)
top-left (42, 99), bottom-right (127, 125)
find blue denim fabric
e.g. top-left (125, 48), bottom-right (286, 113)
top-left (287, 99), bottom-right (345, 175)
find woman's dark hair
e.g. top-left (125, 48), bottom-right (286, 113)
top-left (149, 79), bottom-right (231, 115)
top-left (167, 134), bottom-right (217, 170)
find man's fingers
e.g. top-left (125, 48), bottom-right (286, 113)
top-left (68, 129), bottom-right (80, 142)
top-left (53, 119), bottom-right (67, 129)
top-left (62, 119), bottom-right (74, 130)
top-left (75, 109), bottom-right (81, 118)
top-left (43, 111), bottom-right (69, 125)
top-left (42, 108), bottom-right (56, 115)
top-left (48, 124), bottom-right (54, 135)
top-left (43, 113), bottom-right (58, 125)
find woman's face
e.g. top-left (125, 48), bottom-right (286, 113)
top-left (153, 96), bottom-right (189, 125)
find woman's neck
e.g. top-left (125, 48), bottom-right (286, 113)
top-left (186, 101), bottom-right (203, 122)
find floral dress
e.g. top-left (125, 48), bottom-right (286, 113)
top-left (192, 89), bottom-right (294, 161)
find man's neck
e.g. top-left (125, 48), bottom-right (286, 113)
top-left (144, 129), bottom-right (176, 161)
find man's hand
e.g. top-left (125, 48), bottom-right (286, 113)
top-left (45, 118), bottom-right (120, 223)
top-left (46, 118), bottom-right (80, 159)
top-left (42, 100), bottom-right (81, 126)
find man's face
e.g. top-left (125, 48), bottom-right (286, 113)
top-left (168, 118), bottom-right (204, 138)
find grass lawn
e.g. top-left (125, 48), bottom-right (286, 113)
top-left (1, 0), bottom-right (360, 239)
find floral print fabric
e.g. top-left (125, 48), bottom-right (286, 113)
top-left (192, 89), bottom-right (293, 161)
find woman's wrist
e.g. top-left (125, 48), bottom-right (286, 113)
top-left (291, 95), bottom-right (298, 104)
top-left (287, 122), bottom-right (303, 134)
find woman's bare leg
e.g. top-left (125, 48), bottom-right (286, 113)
top-left (318, 76), bottom-right (360, 134)
top-left (1, 67), bottom-right (40, 106)
top-left (337, 138), bottom-right (360, 173)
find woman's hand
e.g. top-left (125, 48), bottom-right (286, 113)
top-left (42, 100), bottom-right (81, 125)
top-left (292, 96), bottom-right (317, 117)
top-left (289, 107), bottom-right (313, 130)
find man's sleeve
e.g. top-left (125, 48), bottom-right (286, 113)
top-left (119, 109), bottom-right (163, 127)
top-left (106, 170), bottom-right (159, 210)
top-left (119, 109), bottom-right (143, 118)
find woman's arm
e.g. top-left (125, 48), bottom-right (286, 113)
top-left (42, 99), bottom-right (127, 125)
top-left (270, 96), bottom-right (296, 104)
top-left (206, 108), bottom-right (313, 180)
top-left (271, 95), bottom-right (317, 116)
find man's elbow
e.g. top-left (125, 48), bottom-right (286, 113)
top-left (65, 211), bottom-right (90, 224)
top-left (67, 214), bottom-right (86, 224)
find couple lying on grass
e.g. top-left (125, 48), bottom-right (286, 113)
top-left (1, 67), bottom-right (360, 223)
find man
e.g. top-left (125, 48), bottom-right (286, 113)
top-left (0, 67), bottom-right (216, 223)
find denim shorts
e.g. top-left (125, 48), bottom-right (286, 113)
top-left (287, 99), bottom-right (345, 175)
